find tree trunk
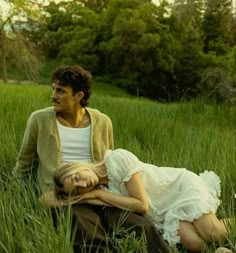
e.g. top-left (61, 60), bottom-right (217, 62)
top-left (0, 29), bottom-right (8, 83)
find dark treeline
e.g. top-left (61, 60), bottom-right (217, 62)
top-left (1, 0), bottom-right (236, 103)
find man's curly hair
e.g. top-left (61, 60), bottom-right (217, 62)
top-left (51, 65), bottom-right (92, 107)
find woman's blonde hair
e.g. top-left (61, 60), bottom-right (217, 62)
top-left (53, 160), bottom-right (104, 198)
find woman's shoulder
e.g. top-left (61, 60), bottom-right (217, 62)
top-left (105, 149), bottom-right (141, 166)
top-left (106, 148), bottom-right (136, 157)
top-left (105, 149), bottom-right (143, 183)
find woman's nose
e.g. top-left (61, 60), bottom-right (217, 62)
top-left (77, 181), bottom-right (87, 187)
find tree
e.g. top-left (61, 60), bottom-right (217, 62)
top-left (0, 22), bottom-right (8, 82)
top-left (38, 1), bottom-right (100, 72)
top-left (0, 0), bottom-right (43, 82)
top-left (168, 0), bottom-right (204, 99)
top-left (97, 0), bottom-right (176, 100)
top-left (202, 0), bottom-right (233, 55)
top-left (172, 0), bottom-right (204, 25)
top-left (76, 0), bottom-right (110, 13)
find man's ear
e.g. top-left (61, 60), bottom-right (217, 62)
top-left (75, 91), bottom-right (84, 102)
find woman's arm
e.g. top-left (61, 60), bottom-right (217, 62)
top-left (80, 172), bottom-right (149, 214)
top-left (39, 189), bottom-right (110, 208)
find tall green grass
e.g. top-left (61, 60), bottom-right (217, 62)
top-left (0, 83), bottom-right (235, 252)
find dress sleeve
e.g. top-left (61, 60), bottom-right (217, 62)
top-left (105, 149), bottom-right (143, 184)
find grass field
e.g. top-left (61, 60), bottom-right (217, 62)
top-left (0, 82), bottom-right (235, 252)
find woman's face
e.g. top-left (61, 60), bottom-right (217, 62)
top-left (63, 169), bottom-right (99, 195)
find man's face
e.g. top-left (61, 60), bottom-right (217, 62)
top-left (51, 82), bottom-right (78, 113)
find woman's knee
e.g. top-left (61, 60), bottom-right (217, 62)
top-left (193, 213), bottom-right (228, 242)
top-left (180, 231), bottom-right (204, 252)
top-left (201, 225), bottom-right (227, 242)
top-left (182, 239), bottom-right (203, 252)
top-left (179, 221), bottom-right (205, 252)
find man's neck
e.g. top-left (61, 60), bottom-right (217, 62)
top-left (57, 108), bottom-right (89, 128)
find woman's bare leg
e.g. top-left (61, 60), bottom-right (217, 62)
top-left (193, 213), bottom-right (228, 242)
top-left (178, 221), bottom-right (206, 252)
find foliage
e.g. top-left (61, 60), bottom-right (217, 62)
top-left (96, 0), bottom-right (176, 100)
top-left (0, 0), bottom-right (44, 82)
top-left (199, 51), bottom-right (236, 103)
top-left (1, 0), bottom-right (236, 103)
top-left (202, 0), bottom-right (233, 55)
top-left (77, 0), bottom-right (110, 13)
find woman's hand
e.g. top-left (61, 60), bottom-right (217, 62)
top-left (78, 189), bottom-right (101, 200)
top-left (77, 189), bottom-right (109, 206)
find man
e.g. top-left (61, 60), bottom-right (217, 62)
top-left (13, 65), bottom-right (171, 253)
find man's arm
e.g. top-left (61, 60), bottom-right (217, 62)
top-left (107, 116), bottom-right (114, 149)
top-left (13, 114), bottom-right (38, 178)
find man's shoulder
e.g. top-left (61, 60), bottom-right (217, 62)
top-left (86, 107), bottom-right (111, 120)
top-left (30, 107), bottom-right (55, 120)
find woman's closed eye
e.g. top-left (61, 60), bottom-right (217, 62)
top-left (72, 174), bottom-right (87, 187)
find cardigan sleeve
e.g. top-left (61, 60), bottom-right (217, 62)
top-left (88, 108), bottom-right (114, 162)
top-left (13, 112), bottom-right (38, 178)
top-left (108, 116), bottom-right (114, 150)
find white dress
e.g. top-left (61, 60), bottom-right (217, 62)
top-left (104, 149), bottom-right (221, 247)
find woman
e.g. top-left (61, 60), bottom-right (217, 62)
top-left (50, 149), bottom-right (231, 253)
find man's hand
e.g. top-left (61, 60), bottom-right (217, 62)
top-left (39, 190), bottom-right (81, 208)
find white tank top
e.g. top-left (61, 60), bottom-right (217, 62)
top-left (57, 120), bottom-right (92, 163)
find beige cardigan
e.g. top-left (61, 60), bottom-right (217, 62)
top-left (13, 107), bottom-right (114, 193)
